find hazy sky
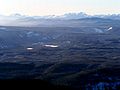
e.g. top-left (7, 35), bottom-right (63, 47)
top-left (0, 0), bottom-right (120, 16)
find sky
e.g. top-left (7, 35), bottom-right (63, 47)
top-left (0, 0), bottom-right (120, 16)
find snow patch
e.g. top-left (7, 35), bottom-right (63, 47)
top-left (107, 27), bottom-right (113, 31)
top-left (44, 45), bottom-right (58, 48)
top-left (27, 47), bottom-right (33, 50)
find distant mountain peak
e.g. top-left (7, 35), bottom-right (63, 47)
top-left (0, 12), bottom-right (120, 26)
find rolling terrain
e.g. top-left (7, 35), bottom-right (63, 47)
top-left (0, 18), bottom-right (120, 89)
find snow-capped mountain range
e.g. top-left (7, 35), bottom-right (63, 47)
top-left (0, 12), bottom-right (120, 26)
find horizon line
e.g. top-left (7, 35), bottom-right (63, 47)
top-left (0, 12), bottom-right (120, 17)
